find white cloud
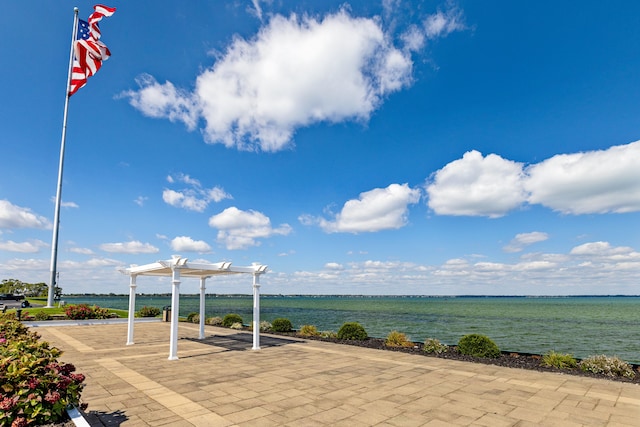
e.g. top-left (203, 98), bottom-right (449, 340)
top-left (208, 206), bottom-right (292, 250)
top-left (118, 74), bottom-right (198, 129)
top-left (163, 189), bottom-right (208, 212)
top-left (163, 173), bottom-right (232, 212)
top-left (570, 241), bottom-right (640, 262)
top-left (170, 236), bottom-right (212, 253)
top-left (0, 200), bottom-right (51, 229)
top-left (207, 187), bottom-right (232, 203)
top-left (400, 25), bottom-right (426, 52)
top-left (325, 262), bottom-right (344, 270)
top-left (249, 0), bottom-right (270, 21)
top-left (4, 239), bottom-right (639, 295)
top-left (69, 247), bottom-right (95, 255)
top-left (304, 183), bottom-right (421, 233)
top-left (426, 151), bottom-right (527, 218)
top-left (424, 5), bottom-right (466, 38)
top-left (99, 241), bottom-right (159, 254)
top-left (524, 141), bottom-right (640, 214)
top-left (169, 173), bottom-right (200, 187)
top-left (503, 231), bottom-right (549, 253)
top-left (122, 9), bottom-right (416, 152)
top-left (0, 257), bottom-right (124, 294)
top-left (425, 141), bottom-right (640, 218)
top-left (49, 197), bottom-right (79, 209)
top-left (0, 239), bottom-right (48, 253)
top-left (134, 196), bottom-right (148, 207)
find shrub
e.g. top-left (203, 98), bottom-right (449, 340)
top-left (230, 322), bottom-right (243, 330)
top-left (542, 351), bottom-right (577, 369)
top-left (423, 338), bottom-right (448, 354)
top-left (457, 334), bottom-right (501, 358)
top-left (271, 318), bottom-right (293, 333)
top-left (337, 322), bottom-right (368, 341)
top-left (186, 312), bottom-right (199, 323)
top-left (299, 325), bottom-right (319, 337)
top-left (34, 311), bottom-right (52, 321)
top-left (259, 320), bottom-right (272, 332)
top-left (0, 317), bottom-right (85, 426)
top-left (190, 314), bottom-right (200, 324)
top-left (64, 304), bottom-right (110, 320)
top-left (385, 330), bottom-right (414, 348)
top-left (18, 310), bottom-right (34, 321)
top-left (222, 313), bottom-right (243, 328)
top-left (579, 355), bottom-right (635, 379)
top-left (206, 316), bottom-right (223, 326)
top-left (136, 306), bottom-right (161, 318)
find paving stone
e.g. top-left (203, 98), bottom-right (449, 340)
top-left (31, 322), bottom-right (639, 427)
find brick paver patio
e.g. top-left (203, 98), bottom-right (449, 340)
top-left (33, 321), bottom-right (640, 426)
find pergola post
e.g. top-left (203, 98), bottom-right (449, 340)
top-left (252, 273), bottom-right (261, 350)
top-left (126, 275), bottom-right (137, 345)
top-left (168, 268), bottom-right (181, 360)
top-left (121, 257), bottom-right (267, 360)
top-left (199, 277), bottom-right (207, 339)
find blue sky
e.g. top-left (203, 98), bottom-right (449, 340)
top-left (1, 1), bottom-right (639, 295)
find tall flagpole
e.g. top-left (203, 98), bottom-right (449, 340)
top-left (48, 7), bottom-right (79, 308)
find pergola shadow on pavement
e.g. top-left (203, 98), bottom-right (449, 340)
top-left (121, 255), bottom-right (267, 360)
top-left (184, 332), bottom-right (303, 352)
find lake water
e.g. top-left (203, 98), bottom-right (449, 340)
top-left (62, 295), bottom-right (640, 363)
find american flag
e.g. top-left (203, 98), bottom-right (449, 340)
top-left (69, 5), bottom-right (116, 96)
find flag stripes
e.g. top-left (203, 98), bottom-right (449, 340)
top-left (69, 5), bottom-right (116, 96)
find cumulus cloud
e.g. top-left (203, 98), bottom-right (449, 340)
top-left (170, 236), bottom-right (212, 253)
top-left (99, 241), bottom-right (159, 254)
top-left (524, 141), bottom-right (640, 214)
top-left (503, 231), bottom-right (549, 253)
top-left (121, 7), bottom-right (464, 152)
top-left (325, 262), bottom-right (344, 270)
top-left (0, 239), bottom-right (48, 253)
top-left (570, 241), bottom-right (640, 262)
top-left (425, 141), bottom-right (640, 217)
top-left (119, 74), bottom-right (199, 129)
top-left (0, 200), bottom-right (51, 229)
top-left (426, 151), bottom-right (527, 218)
top-left (302, 183), bottom-right (421, 233)
top-left (163, 173), bottom-right (232, 212)
top-left (208, 206), bottom-right (292, 250)
top-left (423, 240), bottom-right (640, 293)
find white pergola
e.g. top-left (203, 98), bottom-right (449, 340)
top-left (121, 256), bottom-right (268, 360)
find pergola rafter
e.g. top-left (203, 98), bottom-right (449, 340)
top-left (121, 256), bottom-right (268, 360)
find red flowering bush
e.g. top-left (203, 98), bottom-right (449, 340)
top-left (64, 303), bottom-right (110, 320)
top-left (0, 315), bottom-right (85, 426)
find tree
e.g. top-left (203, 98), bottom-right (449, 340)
top-left (0, 279), bottom-right (48, 296)
top-left (0, 279), bottom-right (25, 295)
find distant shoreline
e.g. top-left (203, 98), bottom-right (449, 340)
top-left (60, 293), bottom-right (640, 298)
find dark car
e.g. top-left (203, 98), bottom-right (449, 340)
top-left (0, 294), bottom-right (25, 301)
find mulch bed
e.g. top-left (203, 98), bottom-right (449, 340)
top-left (280, 333), bottom-right (640, 385)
